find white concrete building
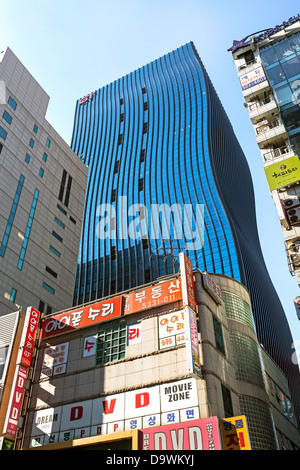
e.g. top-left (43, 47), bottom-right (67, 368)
top-left (0, 47), bottom-right (88, 316)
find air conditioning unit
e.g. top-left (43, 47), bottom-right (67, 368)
top-left (287, 241), bottom-right (300, 268)
top-left (283, 196), bottom-right (300, 209)
top-left (286, 206), bottom-right (300, 225)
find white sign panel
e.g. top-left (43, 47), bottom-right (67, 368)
top-left (158, 309), bottom-right (186, 349)
top-left (128, 323), bottom-right (142, 345)
top-left (240, 66), bottom-right (266, 90)
top-left (83, 335), bottom-right (97, 357)
top-left (41, 342), bottom-right (69, 378)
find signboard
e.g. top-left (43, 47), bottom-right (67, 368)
top-left (158, 309), bottom-right (186, 349)
top-left (202, 272), bottom-right (223, 304)
top-left (139, 417), bottom-right (221, 450)
top-left (41, 342), bottom-right (69, 378)
top-left (30, 378), bottom-right (199, 447)
top-left (179, 252), bottom-right (197, 313)
top-left (220, 415), bottom-right (251, 450)
top-left (40, 296), bottom-right (123, 339)
top-left (128, 323), bottom-right (142, 346)
top-left (240, 67), bottom-right (266, 90)
top-left (185, 308), bottom-right (201, 379)
top-left (3, 365), bottom-right (28, 437)
top-left (264, 156), bottom-right (300, 191)
top-left (124, 279), bottom-right (182, 315)
top-left (17, 306), bottom-right (40, 368)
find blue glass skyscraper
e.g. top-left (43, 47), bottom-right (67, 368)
top-left (71, 42), bottom-right (300, 424)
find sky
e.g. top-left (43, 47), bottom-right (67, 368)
top-left (1, 0), bottom-right (300, 363)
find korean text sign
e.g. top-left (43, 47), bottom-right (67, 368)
top-left (18, 306), bottom-right (40, 368)
top-left (264, 155), bottom-right (300, 191)
top-left (4, 365), bottom-right (28, 437)
top-left (40, 296), bottom-right (123, 339)
top-left (220, 415), bottom-right (251, 450)
top-left (139, 417), bottom-right (221, 450)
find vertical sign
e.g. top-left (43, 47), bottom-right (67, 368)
top-left (185, 308), bottom-right (201, 379)
top-left (179, 253), bottom-right (197, 313)
top-left (202, 272), bottom-right (223, 304)
top-left (3, 365), bottom-right (28, 437)
top-left (17, 306), bottom-right (40, 368)
top-left (220, 415), bottom-right (251, 450)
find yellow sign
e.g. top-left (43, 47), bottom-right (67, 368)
top-left (264, 155), bottom-right (300, 191)
top-left (220, 415), bottom-right (251, 450)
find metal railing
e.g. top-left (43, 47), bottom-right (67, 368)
top-left (263, 145), bottom-right (294, 162)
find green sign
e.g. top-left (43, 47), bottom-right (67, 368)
top-left (264, 155), bottom-right (300, 191)
top-left (1, 437), bottom-right (14, 450)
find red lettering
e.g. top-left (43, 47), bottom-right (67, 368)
top-left (70, 406), bottom-right (83, 421)
top-left (238, 431), bottom-right (245, 448)
top-left (135, 392), bottom-right (149, 409)
top-left (80, 429), bottom-right (86, 438)
top-left (114, 423), bottom-right (119, 432)
top-left (102, 398), bottom-right (116, 414)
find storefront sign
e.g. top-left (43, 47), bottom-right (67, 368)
top-left (82, 335), bottom-right (97, 357)
top-left (240, 66), bottom-right (266, 90)
top-left (79, 92), bottom-right (96, 105)
top-left (17, 306), bottom-right (40, 368)
top-left (139, 417), bottom-right (221, 450)
top-left (158, 309), bottom-right (186, 349)
top-left (124, 279), bottom-right (182, 315)
top-left (264, 155), bottom-right (300, 191)
top-left (202, 272), bottom-right (223, 304)
top-left (40, 296), bottom-right (123, 339)
top-left (3, 365), bottom-right (28, 437)
top-left (128, 323), bottom-right (142, 345)
top-left (180, 252), bottom-right (197, 313)
top-left (185, 308), bottom-right (201, 379)
top-left (30, 378), bottom-right (199, 447)
top-left (41, 342), bottom-right (69, 378)
top-left (220, 415), bottom-right (251, 450)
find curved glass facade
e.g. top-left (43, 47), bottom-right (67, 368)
top-left (71, 42), bottom-right (299, 425)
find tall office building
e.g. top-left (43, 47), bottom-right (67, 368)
top-left (0, 47), bottom-right (88, 316)
top-left (71, 41), bottom-right (300, 425)
top-left (228, 15), bottom-right (300, 287)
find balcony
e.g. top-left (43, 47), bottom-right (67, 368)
top-left (255, 119), bottom-right (288, 145)
top-left (248, 95), bottom-right (278, 123)
top-left (263, 145), bottom-right (295, 164)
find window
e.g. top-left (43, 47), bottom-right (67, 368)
top-left (43, 152), bottom-right (48, 162)
top-left (140, 149), bottom-right (146, 162)
top-left (18, 189), bottom-right (39, 270)
top-left (221, 384), bottom-right (234, 418)
top-left (39, 168), bottom-right (44, 178)
top-left (0, 126), bottom-right (7, 140)
top-left (0, 174), bottom-right (25, 257)
top-left (33, 124), bottom-right (38, 134)
top-left (96, 320), bottom-right (127, 365)
top-left (57, 203), bottom-right (67, 215)
top-left (0, 345), bottom-right (9, 380)
top-left (46, 266), bottom-right (57, 278)
top-left (42, 282), bottom-right (55, 295)
top-left (281, 56), bottom-right (300, 79)
top-left (267, 64), bottom-right (286, 85)
top-left (138, 178), bottom-right (144, 191)
top-left (70, 216), bottom-right (76, 224)
top-left (2, 111), bottom-right (12, 125)
top-left (143, 122), bottom-right (148, 134)
top-left (213, 316), bottom-right (225, 355)
top-left (25, 153), bottom-right (30, 164)
top-left (54, 217), bottom-right (65, 229)
top-left (118, 134), bottom-right (123, 145)
top-left (0, 143), bottom-right (3, 154)
top-left (10, 288), bottom-right (17, 303)
top-left (8, 97), bottom-right (17, 110)
top-left (64, 175), bottom-right (72, 207)
top-left (38, 300), bottom-right (45, 313)
top-left (52, 230), bottom-right (63, 243)
top-left (46, 138), bottom-right (51, 147)
top-left (49, 245), bottom-right (61, 257)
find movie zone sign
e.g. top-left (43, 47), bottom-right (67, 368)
top-left (30, 379), bottom-right (199, 447)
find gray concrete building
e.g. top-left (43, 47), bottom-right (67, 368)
top-left (0, 47), bottom-right (88, 317)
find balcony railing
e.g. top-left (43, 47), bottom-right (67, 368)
top-left (263, 145), bottom-right (294, 162)
top-left (255, 119), bottom-right (283, 136)
top-left (249, 95), bottom-right (274, 112)
top-left (237, 59), bottom-right (257, 72)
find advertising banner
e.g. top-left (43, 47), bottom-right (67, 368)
top-left (139, 417), bottom-right (221, 450)
top-left (17, 306), bottom-right (40, 368)
top-left (3, 365), bottom-right (28, 437)
top-left (185, 308), bottom-right (201, 379)
top-left (179, 252), bottom-right (198, 313)
top-left (124, 278), bottom-right (182, 315)
top-left (240, 66), bottom-right (266, 90)
top-left (220, 415), bottom-right (251, 450)
top-left (264, 155), bottom-right (300, 191)
top-left (40, 296), bottom-right (123, 339)
top-left (158, 309), bottom-right (186, 349)
top-left (202, 272), bottom-right (223, 304)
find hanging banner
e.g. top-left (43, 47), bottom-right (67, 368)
top-left (185, 308), bottom-right (201, 379)
top-left (17, 306), bottom-right (40, 368)
top-left (3, 365), bottom-right (28, 437)
top-left (202, 272), bottom-right (223, 304)
top-left (179, 252), bottom-right (198, 313)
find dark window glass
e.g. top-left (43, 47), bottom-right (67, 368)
top-left (59, 169), bottom-right (67, 201)
top-left (267, 64), bottom-right (286, 85)
top-left (3, 111), bottom-right (12, 124)
top-left (221, 384), bottom-right (234, 418)
top-left (213, 316), bottom-right (226, 356)
top-left (281, 56), bottom-right (300, 79)
top-left (8, 97), bottom-right (17, 110)
top-left (260, 46), bottom-right (278, 66)
top-left (64, 175), bottom-right (72, 207)
top-left (273, 38), bottom-right (294, 61)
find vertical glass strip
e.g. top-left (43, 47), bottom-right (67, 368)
top-left (0, 174), bottom-right (25, 257)
top-left (17, 189), bottom-right (39, 270)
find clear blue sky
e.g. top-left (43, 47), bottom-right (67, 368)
top-left (1, 0), bottom-right (300, 363)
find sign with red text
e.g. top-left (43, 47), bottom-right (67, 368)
top-left (139, 417), bottom-right (221, 450)
top-left (41, 342), bottom-right (69, 378)
top-left (185, 308), bottom-right (201, 379)
top-left (220, 415), bottom-right (251, 450)
top-left (202, 272), bottom-right (223, 304)
top-left (128, 323), bottom-right (142, 346)
top-left (30, 378), bottom-right (199, 447)
top-left (17, 306), bottom-right (40, 368)
top-left (3, 365), bottom-right (28, 437)
top-left (158, 309), bottom-right (186, 349)
top-left (83, 335), bottom-right (97, 357)
top-left (40, 296), bottom-right (123, 339)
top-left (179, 253), bottom-right (197, 313)
top-left (124, 279), bottom-right (182, 315)
top-left (79, 92), bottom-right (96, 105)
